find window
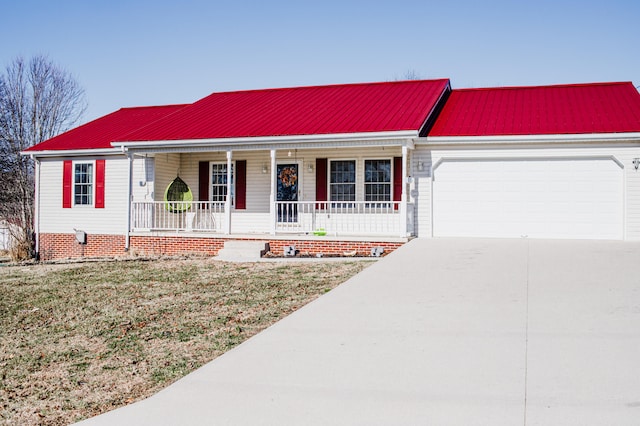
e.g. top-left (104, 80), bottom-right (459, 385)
top-left (74, 163), bottom-right (93, 205)
top-left (211, 163), bottom-right (234, 205)
top-left (330, 160), bottom-right (356, 203)
top-left (365, 159), bottom-right (392, 204)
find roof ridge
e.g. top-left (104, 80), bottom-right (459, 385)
top-left (198, 78), bottom-right (451, 98)
top-left (118, 104), bottom-right (190, 112)
top-left (452, 81), bottom-right (633, 93)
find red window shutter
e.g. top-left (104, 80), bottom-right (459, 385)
top-left (95, 159), bottom-right (105, 208)
top-left (235, 160), bottom-right (246, 209)
top-left (198, 161), bottom-right (209, 202)
top-left (62, 160), bottom-right (72, 208)
top-left (393, 157), bottom-right (402, 210)
top-left (315, 158), bottom-right (327, 209)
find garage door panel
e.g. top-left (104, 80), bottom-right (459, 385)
top-left (433, 159), bottom-right (623, 240)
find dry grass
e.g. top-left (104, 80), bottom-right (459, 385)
top-left (8, 240), bottom-right (31, 262)
top-left (0, 258), bottom-right (371, 425)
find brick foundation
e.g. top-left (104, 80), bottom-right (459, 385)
top-left (129, 235), bottom-right (225, 257)
top-left (38, 233), bottom-right (404, 260)
top-left (39, 233), bottom-right (126, 261)
top-left (266, 240), bottom-right (402, 257)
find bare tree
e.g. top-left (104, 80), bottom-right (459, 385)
top-left (0, 55), bottom-right (87, 259)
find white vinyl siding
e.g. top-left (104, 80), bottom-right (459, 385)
top-left (154, 153), bottom-right (181, 203)
top-left (131, 156), bottom-right (155, 201)
top-left (35, 143), bottom-right (640, 240)
top-left (39, 157), bottom-right (129, 235)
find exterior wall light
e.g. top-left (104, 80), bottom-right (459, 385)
top-left (262, 164), bottom-right (268, 174)
top-left (633, 158), bottom-right (640, 171)
top-left (307, 162), bottom-right (314, 173)
top-left (417, 161), bottom-right (424, 172)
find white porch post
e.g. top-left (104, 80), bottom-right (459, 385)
top-left (225, 150), bottom-right (232, 234)
top-left (269, 149), bottom-right (277, 235)
top-left (400, 145), bottom-right (408, 237)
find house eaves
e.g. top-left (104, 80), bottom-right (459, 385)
top-left (22, 148), bottom-right (124, 159)
top-left (420, 132), bottom-right (640, 146)
top-left (113, 130), bottom-right (419, 154)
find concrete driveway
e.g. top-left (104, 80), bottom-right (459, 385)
top-left (77, 238), bottom-right (640, 425)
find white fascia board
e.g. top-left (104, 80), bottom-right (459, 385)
top-left (126, 138), bottom-right (415, 155)
top-left (21, 148), bottom-right (124, 159)
top-left (420, 132), bottom-right (640, 145)
top-left (112, 130), bottom-right (418, 151)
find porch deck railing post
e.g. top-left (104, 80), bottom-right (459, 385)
top-left (131, 201), bottom-right (223, 232)
top-left (273, 200), bottom-right (401, 236)
top-left (224, 150), bottom-right (232, 234)
top-left (400, 145), bottom-right (408, 237)
top-left (269, 149), bottom-right (276, 235)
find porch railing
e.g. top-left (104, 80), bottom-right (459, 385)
top-left (131, 201), bottom-right (225, 232)
top-left (275, 201), bottom-right (405, 236)
top-left (131, 200), bottom-right (412, 237)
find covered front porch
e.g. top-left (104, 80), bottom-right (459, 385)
top-left (124, 139), bottom-right (418, 241)
top-left (130, 200), bottom-right (412, 237)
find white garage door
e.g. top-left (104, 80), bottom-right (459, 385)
top-left (432, 158), bottom-right (623, 240)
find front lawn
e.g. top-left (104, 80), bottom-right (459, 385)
top-left (0, 258), bottom-right (370, 425)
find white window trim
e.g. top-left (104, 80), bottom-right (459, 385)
top-left (363, 157), bottom-right (394, 202)
top-left (328, 159), bottom-right (357, 202)
top-left (72, 160), bottom-right (96, 207)
top-left (326, 158), bottom-right (396, 202)
top-left (210, 161), bottom-right (235, 207)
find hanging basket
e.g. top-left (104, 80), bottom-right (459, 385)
top-left (164, 176), bottom-right (193, 213)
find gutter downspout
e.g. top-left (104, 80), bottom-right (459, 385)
top-left (31, 154), bottom-right (40, 259)
top-left (125, 150), bottom-right (133, 251)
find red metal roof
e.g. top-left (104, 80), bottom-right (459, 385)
top-left (428, 82), bottom-right (640, 137)
top-left (27, 80), bottom-right (640, 153)
top-left (116, 79), bottom-right (451, 142)
top-left (25, 105), bottom-right (187, 151)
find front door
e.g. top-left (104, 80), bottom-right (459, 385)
top-left (277, 163), bottom-right (299, 222)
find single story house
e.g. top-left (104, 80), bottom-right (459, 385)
top-left (23, 79), bottom-right (640, 260)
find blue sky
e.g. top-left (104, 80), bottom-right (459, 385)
top-left (2, 0), bottom-right (638, 122)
